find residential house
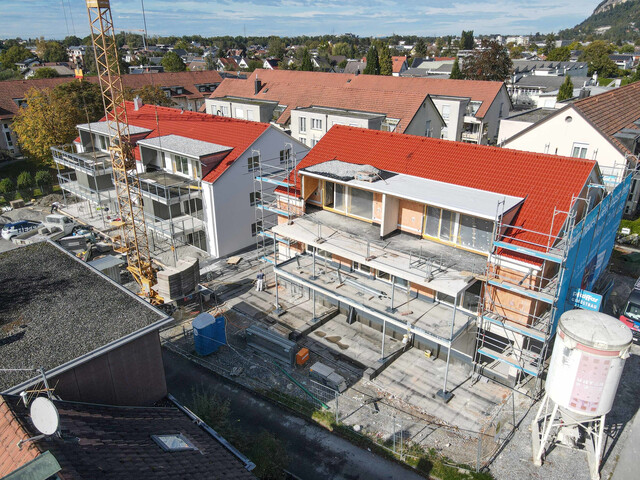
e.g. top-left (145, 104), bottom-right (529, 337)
top-left (343, 60), bottom-right (366, 74)
top-left (392, 56), bottom-right (408, 76)
top-left (263, 58), bottom-right (280, 70)
top-left (610, 54), bottom-right (634, 70)
top-left (188, 57), bottom-right (207, 71)
top-left (206, 69), bottom-right (509, 145)
top-left (66, 45), bottom-right (86, 67)
top-left (14, 57), bottom-right (39, 74)
top-left (0, 394), bottom-right (255, 479)
top-left (502, 81), bottom-right (640, 215)
top-left (0, 71), bottom-right (223, 156)
top-left (402, 57), bottom-right (455, 78)
top-left (267, 125), bottom-right (623, 388)
top-left (0, 242), bottom-right (172, 405)
top-left (24, 63), bottom-right (76, 79)
top-left (507, 75), bottom-right (595, 107)
top-left (128, 65), bottom-right (164, 74)
top-left (217, 57), bottom-right (239, 72)
top-left (311, 56), bottom-right (333, 72)
top-left (52, 102), bottom-right (308, 258)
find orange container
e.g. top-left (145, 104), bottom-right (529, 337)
top-left (296, 347), bottom-right (310, 366)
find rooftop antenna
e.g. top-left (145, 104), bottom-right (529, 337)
top-left (17, 396), bottom-right (60, 449)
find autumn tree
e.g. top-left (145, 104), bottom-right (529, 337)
top-left (12, 87), bottom-right (89, 166)
top-left (54, 81), bottom-right (104, 122)
top-left (557, 75), bottom-right (574, 102)
top-left (450, 58), bottom-right (463, 79)
top-left (461, 39), bottom-right (512, 81)
top-left (363, 44), bottom-right (380, 75)
top-left (161, 51), bottom-right (186, 72)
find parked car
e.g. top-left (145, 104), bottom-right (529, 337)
top-left (43, 214), bottom-right (75, 235)
top-left (1, 220), bottom-right (42, 240)
top-left (619, 277), bottom-right (640, 340)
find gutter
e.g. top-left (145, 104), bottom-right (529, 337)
top-left (167, 393), bottom-right (256, 471)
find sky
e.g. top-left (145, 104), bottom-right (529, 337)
top-left (1, 0), bottom-right (603, 39)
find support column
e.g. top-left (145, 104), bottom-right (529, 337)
top-left (386, 276), bottom-right (396, 313)
top-left (379, 319), bottom-right (386, 362)
top-left (274, 232), bottom-right (284, 316)
top-left (437, 292), bottom-right (458, 403)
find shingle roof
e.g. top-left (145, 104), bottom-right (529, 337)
top-left (0, 242), bottom-right (169, 393)
top-left (210, 69), bottom-right (505, 132)
top-left (0, 71), bottom-right (223, 120)
top-left (287, 126), bottom-right (595, 254)
top-left (114, 102), bottom-right (269, 184)
top-left (572, 80), bottom-right (640, 155)
top-left (0, 395), bottom-right (255, 480)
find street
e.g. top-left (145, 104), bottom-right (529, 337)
top-left (163, 348), bottom-right (427, 480)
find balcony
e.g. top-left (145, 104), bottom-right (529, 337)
top-left (51, 146), bottom-right (112, 177)
top-left (57, 173), bottom-right (115, 206)
top-left (144, 211), bottom-right (205, 240)
top-left (135, 170), bottom-right (201, 205)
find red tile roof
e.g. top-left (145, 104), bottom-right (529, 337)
top-left (0, 398), bottom-right (40, 477)
top-left (0, 395), bottom-right (255, 480)
top-left (288, 126), bottom-right (596, 254)
top-left (573, 80), bottom-right (640, 155)
top-left (210, 69), bottom-right (505, 131)
top-left (392, 56), bottom-right (407, 73)
top-left (0, 71), bottom-right (223, 120)
top-left (115, 102), bottom-right (268, 184)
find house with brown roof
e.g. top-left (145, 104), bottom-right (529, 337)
top-left (265, 125), bottom-right (629, 392)
top-left (502, 81), bottom-right (640, 216)
top-left (204, 69), bottom-right (510, 146)
top-left (52, 101), bottom-right (308, 258)
top-left (392, 56), bottom-right (408, 76)
top-left (0, 71), bottom-right (223, 157)
top-left (0, 394), bottom-right (255, 479)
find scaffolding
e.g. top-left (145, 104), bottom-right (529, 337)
top-left (253, 143), bottom-right (298, 263)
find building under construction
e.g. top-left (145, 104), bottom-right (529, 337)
top-left (256, 125), bottom-right (631, 397)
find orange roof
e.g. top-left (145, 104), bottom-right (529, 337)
top-left (211, 69), bottom-right (504, 131)
top-left (288, 126), bottom-right (596, 253)
top-left (0, 398), bottom-right (40, 477)
top-left (573, 81), bottom-right (640, 156)
top-left (392, 56), bottom-right (407, 73)
top-left (110, 102), bottom-right (269, 184)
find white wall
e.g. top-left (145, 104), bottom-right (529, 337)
top-left (290, 110), bottom-right (381, 146)
top-left (481, 86), bottom-right (512, 144)
top-left (431, 97), bottom-right (465, 141)
top-left (497, 119), bottom-right (533, 145)
top-left (203, 127), bottom-right (309, 258)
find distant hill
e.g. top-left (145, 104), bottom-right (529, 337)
top-left (560, 0), bottom-right (640, 42)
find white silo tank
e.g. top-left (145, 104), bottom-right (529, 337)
top-left (545, 309), bottom-right (632, 418)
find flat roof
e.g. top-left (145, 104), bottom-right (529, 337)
top-left (0, 243), bottom-right (171, 393)
top-left (137, 134), bottom-right (233, 159)
top-left (302, 161), bottom-right (524, 220)
top-left (76, 122), bottom-right (152, 136)
top-left (505, 108), bottom-right (557, 124)
top-left (212, 95), bottom-right (279, 106)
top-left (296, 106), bottom-right (386, 120)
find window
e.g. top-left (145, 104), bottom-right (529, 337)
top-left (312, 139), bottom-right (319, 146)
top-left (250, 191), bottom-right (261, 205)
top-left (348, 187), bottom-right (373, 219)
top-left (251, 220), bottom-right (263, 237)
top-left (279, 148), bottom-right (290, 164)
top-left (441, 104), bottom-right (450, 121)
top-left (377, 270), bottom-right (391, 281)
top-left (425, 206), bottom-right (456, 242)
top-left (437, 291), bottom-right (455, 305)
top-left (152, 434), bottom-right (198, 452)
top-left (299, 137), bottom-right (307, 145)
top-left (425, 120), bottom-right (432, 137)
top-left (5, 131), bottom-right (12, 146)
top-left (458, 214), bottom-right (493, 252)
top-left (572, 143), bottom-right (588, 159)
top-left (334, 183), bottom-right (345, 212)
top-left (311, 118), bottom-right (323, 130)
top-left (461, 281), bottom-right (481, 312)
top-left (299, 117), bottom-right (307, 133)
top-left (220, 105), bottom-right (229, 116)
top-left (235, 107), bottom-right (244, 119)
top-left (324, 181), bottom-right (334, 207)
top-left (98, 135), bottom-right (108, 150)
top-left (248, 155), bottom-right (259, 171)
top-left (352, 261), bottom-right (371, 274)
top-left (247, 110), bottom-right (254, 121)
top-left (175, 155), bottom-right (189, 175)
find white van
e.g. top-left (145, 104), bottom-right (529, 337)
top-left (44, 214), bottom-right (75, 234)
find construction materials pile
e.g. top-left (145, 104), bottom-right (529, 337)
top-left (156, 257), bottom-right (200, 300)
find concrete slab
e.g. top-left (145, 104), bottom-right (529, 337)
top-left (372, 348), bottom-right (511, 432)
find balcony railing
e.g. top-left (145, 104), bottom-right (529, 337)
top-left (51, 146), bottom-right (112, 177)
top-left (134, 174), bottom-right (201, 205)
top-left (57, 173), bottom-right (115, 206)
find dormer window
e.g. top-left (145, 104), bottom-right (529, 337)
top-left (151, 434), bottom-right (198, 452)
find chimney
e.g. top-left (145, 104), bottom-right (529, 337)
top-left (133, 95), bottom-right (143, 111)
top-left (254, 75), bottom-right (262, 94)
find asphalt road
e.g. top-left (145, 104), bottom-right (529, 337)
top-left (162, 348), bottom-right (427, 480)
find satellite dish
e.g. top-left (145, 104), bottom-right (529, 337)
top-left (30, 397), bottom-right (59, 436)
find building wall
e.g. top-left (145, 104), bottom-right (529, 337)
top-left (0, 121), bottom-right (17, 154)
top-left (430, 97), bottom-right (466, 141)
top-left (497, 118), bottom-right (533, 145)
top-left (290, 110), bottom-right (376, 147)
top-left (482, 86), bottom-right (512, 144)
top-left (203, 127), bottom-right (308, 258)
top-left (51, 330), bottom-right (167, 406)
top-left (397, 199), bottom-right (423, 234)
top-left (403, 99), bottom-right (444, 139)
top-left (206, 99), bottom-right (274, 123)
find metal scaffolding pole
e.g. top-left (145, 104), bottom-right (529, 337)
top-left (380, 319), bottom-right (386, 362)
top-left (437, 293), bottom-right (458, 403)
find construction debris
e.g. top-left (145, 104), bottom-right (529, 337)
top-left (156, 256), bottom-right (200, 300)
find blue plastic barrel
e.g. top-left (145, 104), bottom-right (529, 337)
top-left (212, 315), bottom-right (227, 350)
top-left (192, 313), bottom-right (218, 355)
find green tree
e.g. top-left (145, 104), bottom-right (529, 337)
top-left (0, 69), bottom-right (21, 81)
top-left (510, 45), bottom-right (525, 59)
top-left (619, 44), bottom-right (635, 53)
top-left (161, 51), bottom-right (186, 72)
top-left (378, 43), bottom-right (393, 76)
top-left (414, 38), bottom-right (428, 57)
top-left (542, 34), bottom-right (555, 56)
top-left (557, 75), bottom-right (574, 102)
top-left (338, 59), bottom-right (348, 69)
top-left (547, 46), bottom-right (571, 61)
top-left (363, 45), bottom-right (380, 75)
top-left (0, 178), bottom-right (16, 201)
top-left (62, 35), bottom-right (82, 48)
top-left (248, 430), bottom-right (288, 480)
top-left (40, 42), bottom-right (67, 62)
top-left (450, 58), bottom-right (463, 79)
top-left (126, 84), bottom-right (174, 107)
top-left (53, 81), bottom-right (104, 123)
top-left (204, 55), bottom-right (217, 71)
top-left (32, 67), bottom-right (59, 79)
top-left (267, 36), bottom-right (285, 59)
top-left (580, 41), bottom-right (618, 77)
top-left (300, 48), bottom-right (313, 71)
top-left (332, 42), bottom-right (353, 58)
top-left (461, 30), bottom-right (474, 50)
top-left (35, 170), bottom-right (52, 194)
top-left (11, 88), bottom-right (85, 166)
top-left (461, 39), bottom-right (512, 81)
top-left (0, 45), bottom-right (32, 70)
top-left (247, 59), bottom-right (263, 72)
top-left (16, 171), bottom-right (34, 199)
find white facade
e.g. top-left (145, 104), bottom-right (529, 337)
top-left (502, 106), bottom-right (639, 214)
top-left (290, 108), bottom-right (385, 147)
top-left (202, 127), bottom-right (309, 258)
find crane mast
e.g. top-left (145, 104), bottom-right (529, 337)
top-left (85, 0), bottom-right (157, 299)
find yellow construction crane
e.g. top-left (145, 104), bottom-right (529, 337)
top-left (84, 0), bottom-right (159, 301)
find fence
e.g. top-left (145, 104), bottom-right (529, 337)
top-left (160, 305), bottom-right (531, 473)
